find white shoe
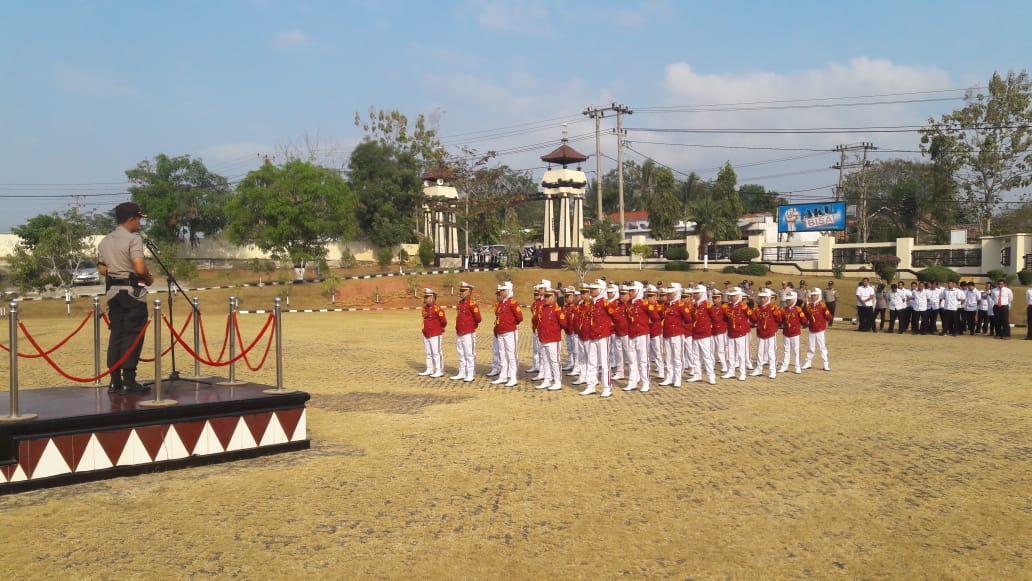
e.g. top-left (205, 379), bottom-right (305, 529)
top-left (708, 374), bottom-right (716, 385)
top-left (566, 371), bottom-right (579, 377)
top-left (777, 366), bottom-right (788, 373)
top-left (687, 375), bottom-right (702, 383)
top-left (504, 379), bottom-right (518, 387)
top-left (750, 369), bottom-right (763, 377)
top-left (769, 371), bottom-right (776, 379)
top-left (600, 389), bottom-right (612, 398)
top-left (562, 365), bottom-right (574, 371)
top-left (490, 377), bottom-right (507, 385)
top-left (526, 367), bottom-right (538, 373)
top-left (464, 376), bottom-right (475, 382)
top-left (449, 374), bottom-right (465, 380)
top-left (547, 382), bottom-right (563, 391)
top-left (535, 381), bottom-right (550, 390)
top-left (572, 379), bottom-right (586, 386)
top-left (794, 367), bottom-right (801, 374)
top-left (640, 385), bottom-right (650, 393)
top-left (486, 370), bottom-right (500, 377)
top-left (672, 382), bottom-right (681, 388)
top-left (612, 374), bottom-right (625, 380)
top-left (823, 363), bottom-right (830, 371)
top-left (418, 370), bottom-right (432, 376)
top-left (531, 375), bottom-right (545, 381)
top-left (658, 379), bottom-right (672, 386)
top-left (622, 384), bottom-right (638, 392)
top-left (802, 362), bottom-right (812, 370)
top-left (738, 373), bottom-right (746, 381)
top-left (430, 371), bottom-right (443, 378)
top-left (578, 386), bottom-right (597, 396)
top-left (721, 371), bottom-right (735, 379)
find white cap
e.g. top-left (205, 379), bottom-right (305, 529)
top-left (496, 282), bottom-right (512, 292)
top-left (607, 284), bottom-right (620, 294)
top-left (645, 284), bottom-right (659, 294)
top-left (727, 287), bottom-right (743, 296)
top-left (589, 279), bottom-right (607, 290)
top-left (809, 289), bottom-right (822, 297)
top-left (670, 282), bottom-right (682, 290)
top-left (785, 291), bottom-right (798, 302)
top-left (540, 279), bottom-right (551, 289)
top-left (423, 288), bottom-right (437, 296)
top-left (757, 289), bottom-right (774, 298)
top-left (693, 285), bottom-right (707, 294)
top-left (459, 281), bottom-right (474, 289)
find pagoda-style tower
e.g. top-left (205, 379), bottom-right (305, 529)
top-left (421, 168), bottom-right (461, 268)
top-left (539, 130), bottom-right (588, 267)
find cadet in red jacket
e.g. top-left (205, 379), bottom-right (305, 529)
top-left (646, 285), bottom-right (665, 381)
top-left (420, 288), bottom-right (447, 378)
top-left (535, 287), bottom-right (567, 391)
top-left (610, 285), bottom-right (631, 381)
top-left (581, 279), bottom-right (616, 398)
top-left (779, 291), bottom-right (805, 374)
top-left (709, 289), bottom-right (730, 374)
top-left (659, 284), bottom-right (689, 388)
top-left (802, 288), bottom-right (833, 371)
top-left (749, 289), bottom-right (782, 379)
top-left (572, 285), bottom-right (594, 385)
top-left (490, 281), bottom-right (523, 387)
top-left (450, 281), bottom-right (481, 382)
top-left (687, 285), bottom-right (716, 384)
top-left (562, 287), bottom-right (578, 371)
top-left (723, 287), bottom-right (753, 381)
top-left (624, 282), bottom-right (658, 393)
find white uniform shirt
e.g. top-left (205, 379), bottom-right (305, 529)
top-left (888, 289), bottom-right (907, 311)
top-left (927, 286), bottom-right (942, 310)
top-left (963, 289), bottom-right (980, 311)
top-left (991, 286), bottom-right (1014, 307)
top-left (912, 289), bottom-right (928, 312)
top-left (942, 287), bottom-right (962, 311)
top-left (856, 285), bottom-right (876, 307)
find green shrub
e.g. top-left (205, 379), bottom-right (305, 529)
top-left (916, 265), bottom-right (960, 283)
top-left (418, 237), bottom-right (435, 268)
top-left (1018, 270), bottom-right (1032, 285)
top-left (870, 254), bottom-right (901, 283)
top-left (832, 262), bottom-right (845, 279)
top-left (986, 268), bottom-right (1006, 282)
top-left (664, 246), bottom-right (688, 260)
top-left (729, 247), bottom-right (760, 264)
top-left (375, 247), bottom-right (395, 268)
top-left (664, 261), bottom-right (692, 271)
top-left (736, 263), bottom-right (768, 276)
top-left (721, 265), bottom-right (737, 274)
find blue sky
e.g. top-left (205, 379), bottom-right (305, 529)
top-left (2, 0), bottom-right (1030, 232)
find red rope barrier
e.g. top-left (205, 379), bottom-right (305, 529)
top-left (102, 313), bottom-right (110, 327)
top-left (0, 311), bottom-right (93, 357)
top-left (18, 321), bottom-right (151, 383)
top-left (163, 313), bottom-right (273, 367)
top-left (199, 313), bottom-right (231, 364)
top-left (233, 312), bottom-right (276, 371)
top-left (139, 312), bottom-right (193, 362)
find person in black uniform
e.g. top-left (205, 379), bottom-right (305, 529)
top-left (97, 202), bottom-right (155, 394)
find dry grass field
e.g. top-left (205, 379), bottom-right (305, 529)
top-left (1, 268), bottom-right (1030, 579)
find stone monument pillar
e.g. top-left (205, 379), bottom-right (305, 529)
top-left (538, 135), bottom-right (588, 268)
top-left (420, 169), bottom-right (462, 268)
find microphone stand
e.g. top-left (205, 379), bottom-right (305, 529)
top-left (143, 238), bottom-right (197, 383)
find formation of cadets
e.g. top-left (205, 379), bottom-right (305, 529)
top-left (418, 277), bottom-right (835, 398)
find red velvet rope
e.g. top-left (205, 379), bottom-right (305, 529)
top-left (233, 312), bottom-right (276, 371)
top-left (199, 313), bottom-right (231, 364)
top-left (163, 313), bottom-right (274, 367)
top-left (18, 320), bottom-right (151, 383)
top-left (138, 312), bottom-right (192, 362)
top-left (0, 311), bottom-right (92, 357)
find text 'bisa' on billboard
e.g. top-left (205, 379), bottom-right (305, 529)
top-left (777, 202), bottom-right (847, 233)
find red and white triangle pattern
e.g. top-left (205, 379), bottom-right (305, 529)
top-left (1, 408), bottom-right (306, 485)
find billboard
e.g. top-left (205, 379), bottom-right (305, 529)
top-left (777, 202), bottom-right (846, 233)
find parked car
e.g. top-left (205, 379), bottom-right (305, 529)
top-left (72, 260), bottom-right (101, 285)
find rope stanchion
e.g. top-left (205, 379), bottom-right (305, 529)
top-left (0, 311), bottom-right (92, 358)
top-left (234, 312), bottom-right (276, 371)
top-left (181, 296), bottom-right (211, 380)
top-left (19, 320), bottom-right (151, 384)
top-left (92, 296), bottom-right (102, 386)
top-left (161, 315), bottom-right (269, 367)
top-left (1, 301), bottom-right (37, 423)
top-left (217, 296), bottom-right (247, 386)
top-left (263, 297), bottom-right (293, 395)
top-left (140, 299), bottom-right (177, 408)
top-left (138, 312), bottom-right (192, 362)
top-left (200, 312), bottom-right (231, 364)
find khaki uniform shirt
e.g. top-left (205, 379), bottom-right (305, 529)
top-left (97, 225), bottom-right (147, 302)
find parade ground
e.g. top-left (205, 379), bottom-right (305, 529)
top-left (1, 273), bottom-right (1030, 579)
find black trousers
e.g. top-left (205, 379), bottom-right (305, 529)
top-left (994, 305), bottom-right (1011, 337)
top-left (107, 291), bottom-right (149, 372)
top-left (826, 301), bottom-right (837, 325)
top-left (857, 306), bottom-right (876, 331)
top-left (941, 310), bottom-right (958, 335)
top-left (889, 308), bottom-right (902, 332)
top-left (961, 310), bottom-right (977, 334)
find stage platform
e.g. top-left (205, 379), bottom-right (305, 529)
top-left (0, 378), bottom-right (310, 494)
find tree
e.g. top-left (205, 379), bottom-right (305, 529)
top-left (639, 161), bottom-right (681, 240)
top-left (348, 140), bottom-right (422, 248)
top-left (418, 236), bottom-right (436, 268)
top-left (499, 207), bottom-right (525, 267)
top-left (562, 252), bottom-right (594, 282)
top-left (921, 70), bottom-right (1032, 235)
top-left (713, 162), bottom-right (744, 220)
top-left (582, 217), bottom-right (622, 261)
top-left (630, 244), bottom-right (652, 270)
top-left (686, 191), bottom-right (741, 258)
top-left (7, 209), bottom-right (93, 292)
top-left (739, 184), bottom-right (788, 214)
top-left (226, 159), bottom-right (358, 267)
top-left (126, 153), bottom-right (232, 246)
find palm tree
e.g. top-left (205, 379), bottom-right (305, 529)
top-left (686, 192), bottom-right (740, 258)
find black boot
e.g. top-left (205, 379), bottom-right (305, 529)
top-left (123, 369), bottom-right (150, 393)
top-left (107, 369), bottom-right (124, 394)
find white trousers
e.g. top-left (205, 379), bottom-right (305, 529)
top-left (805, 330), bottom-right (829, 366)
top-left (728, 335), bottom-right (750, 374)
top-left (565, 333), bottom-right (576, 368)
top-left (756, 336), bottom-right (777, 370)
top-left (456, 333), bottom-right (476, 379)
top-left (614, 335), bottom-right (630, 375)
top-left (497, 331), bottom-right (517, 380)
top-left (540, 341), bottom-right (561, 384)
top-left (490, 334), bottom-right (501, 374)
top-left (663, 335), bottom-right (684, 386)
top-left (423, 335), bottom-right (443, 374)
top-left (712, 332), bottom-right (728, 371)
top-left (649, 335), bottom-right (665, 376)
top-left (691, 335), bottom-right (714, 379)
top-left (531, 332), bottom-right (542, 370)
top-left (781, 334), bottom-right (801, 370)
top-left (628, 334), bottom-right (649, 388)
top-left (585, 336), bottom-right (611, 390)
top-left (682, 335), bottom-right (696, 376)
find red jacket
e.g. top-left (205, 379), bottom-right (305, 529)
top-left (422, 303), bottom-right (447, 338)
top-left (493, 298), bottom-right (523, 335)
top-left (662, 300), bottom-right (689, 338)
top-left (537, 303), bottom-right (566, 343)
top-left (690, 300), bottom-right (713, 340)
top-left (584, 298), bottom-right (615, 340)
top-left (564, 301), bottom-right (581, 337)
top-left (611, 301), bottom-right (630, 336)
top-left (648, 300), bottom-right (664, 337)
top-left (725, 301), bottom-right (753, 339)
top-left (530, 298), bottom-right (544, 332)
top-left (710, 303), bottom-right (728, 335)
top-left (627, 300), bottom-right (655, 338)
top-left (751, 304), bottom-right (782, 339)
top-left (455, 298), bottom-right (482, 336)
top-left (803, 301), bottom-right (833, 333)
top-left (781, 305), bottom-right (805, 338)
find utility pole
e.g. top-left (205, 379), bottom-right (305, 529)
top-left (832, 142), bottom-right (877, 243)
top-left (583, 106), bottom-right (606, 220)
top-left (613, 103), bottom-right (633, 241)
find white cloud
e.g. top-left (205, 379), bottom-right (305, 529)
top-left (50, 62), bottom-right (138, 98)
top-left (468, 0), bottom-right (551, 34)
top-left (274, 29), bottom-right (313, 49)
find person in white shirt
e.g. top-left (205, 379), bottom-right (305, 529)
top-left (855, 278), bottom-right (877, 332)
top-left (940, 280), bottom-right (963, 336)
top-left (961, 281), bottom-right (981, 335)
top-left (911, 282), bottom-right (929, 335)
top-left (888, 282), bottom-right (908, 333)
top-left (990, 279), bottom-right (1014, 338)
top-left (927, 281), bottom-right (943, 334)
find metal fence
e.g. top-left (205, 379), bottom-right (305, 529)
top-left (911, 249), bottom-right (982, 268)
top-left (708, 244), bottom-right (747, 260)
top-left (761, 246), bottom-right (820, 263)
top-left (832, 247), bottom-right (897, 265)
